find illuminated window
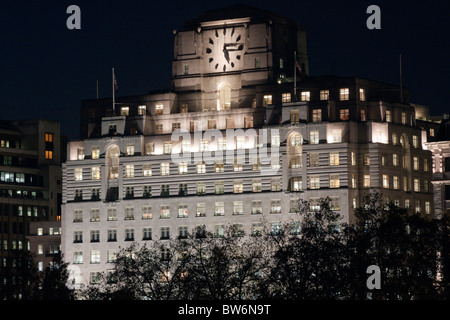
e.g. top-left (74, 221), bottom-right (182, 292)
top-left (244, 116), bottom-right (254, 128)
top-left (215, 161), bottom-right (224, 172)
top-left (234, 158), bottom-right (243, 172)
top-left (77, 148), bottom-right (84, 160)
top-left (413, 157), bottom-right (419, 170)
top-left (178, 162), bottom-right (187, 175)
top-left (425, 201), bottom-right (431, 215)
top-left (120, 107), bottom-right (129, 116)
top-left (363, 175), bottom-right (371, 188)
top-left (289, 155), bottom-right (302, 168)
top-left (360, 109), bottom-right (366, 121)
top-left (351, 152), bottom-right (356, 166)
top-left (291, 177), bottom-right (302, 191)
top-left (392, 132), bottom-right (398, 145)
top-left (329, 174), bottom-right (340, 188)
top-left (142, 206), bottom-right (152, 220)
top-left (310, 153), bottom-right (319, 167)
top-left (163, 142), bottom-right (172, 154)
top-left (393, 176), bottom-right (399, 190)
top-left (172, 122), bottom-right (181, 132)
top-left (312, 109), bottom-right (322, 122)
top-left (74, 168), bottom-right (83, 181)
top-left (160, 206), bottom-right (170, 219)
top-left (430, 128), bottom-right (435, 137)
top-left (125, 165), bottom-right (134, 178)
top-left (208, 119), bottom-right (217, 129)
top-left (138, 105), bottom-right (146, 115)
top-left (270, 200), bottom-right (281, 214)
top-left (214, 202), bottom-right (225, 216)
top-left (364, 154), bottom-right (370, 166)
top-left (219, 84), bottom-right (231, 110)
top-left (320, 90), bottom-right (329, 101)
top-left (197, 161), bottom-right (206, 174)
top-left (233, 201), bottom-right (244, 215)
top-left (271, 131), bottom-right (280, 146)
top-left (359, 88), bottom-right (366, 101)
top-left (252, 201), bottom-right (263, 215)
top-left (350, 174), bottom-right (357, 188)
top-left (393, 154), bottom-right (399, 166)
top-left (386, 110), bottom-right (392, 122)
top-left (126, 144), bottom-right (134, 156)
top-left (300, 91), bottom-right (310, 101)
top-left (382, 175), bottom-right (389, 188)
top-left (45, 133), bottom-right (53, 143)
top-left (90, 251), bottom-right (100, 264)
top-left (424, 158), bottom-right (429, 171)
top-left (339, 88), bottom-right (349, 101)
top-left (329, 197), bottom-right (340, 211)
top-left (252, 179), bottom-right (262, 192)
top-left (263, 95), bottom-right (272, 106)
top-left (412, 135), bottom-right (419, 148)
top-left (331, 129), bottom-right (342, 143)
top-left (143, 164), bottom-right (152, 176)
top-left (90, 208), bottom-right (100, 222)
top-left (178, 205), bottom-right (188, 218)
top-left (309, 130), bottom-right (319, 144)
top-left (200, 139), bottom-right (209, 151)
top-left (414, 178), bottom-right (420, 192)
top-left (401, 112), bottom-right (406, 125)
top-left (271, 177), bottom-right (281, 191)
top-left (45, 150), bottom-right (53, 160)
top-left (155, 104), bottom-right (164, 115)
top-left (91, 147), bottom-right (100, 159)
top-left (329, 152), bottom-right (339, 166)
top-left (91, 167), bottom-right (100, 180)
top-left (309, 198), bottom-right (320, 211)
top-left (309, 176), bottom-right (320, 189)
top-left (215, 181), bottom-right (224, 194)
top-left (197, 182), bottom-right (206, 195)
top-left (415, 200), bottom-right (421, 214)
top-left (107, 208), bottom-right (117, 221)
top-left (160, 163), bottom-right (170, 175)
top-left (340, 109), bottom-right (349, 120)
top-left (282, 93), bottom-right (291, 103)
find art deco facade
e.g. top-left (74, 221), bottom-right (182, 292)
top-left (61, 5), bottom-right (434, 287)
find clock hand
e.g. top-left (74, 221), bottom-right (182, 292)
top-left (223, 47), bottom-right (230, 63)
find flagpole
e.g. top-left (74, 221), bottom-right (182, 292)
top-left (96, 80), bottom-right (99, 99)
top-left (399, 54), bottom-right (403, 103)
top-left (112, 68), bottom-right (115, 114)
top-left (294, 51), bottom-right (297, 101)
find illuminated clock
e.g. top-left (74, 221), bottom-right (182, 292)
top-left (205, 27), bottom-right (244, 72)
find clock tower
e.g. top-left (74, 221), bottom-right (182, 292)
top-left (171, 5), bottom-right (309, 111)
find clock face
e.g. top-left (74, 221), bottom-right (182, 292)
top-left (205, 27), bottom-right (244, 72)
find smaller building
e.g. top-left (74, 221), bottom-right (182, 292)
top-left (424, 113), bottom-right (450, 218)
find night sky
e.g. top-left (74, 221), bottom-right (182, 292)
top-left (1, 0), bottom-right (448, 140)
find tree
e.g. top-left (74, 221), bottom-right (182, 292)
top-left (184, 225), bottom-right (269, 300)
top-left (260, 197), bottom-right (351, 299)
top-left (40, 253), bottom-right (74, 300)
top-left (348, 192), bottom-right (440, 300)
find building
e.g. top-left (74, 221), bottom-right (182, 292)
top-left (61, 5), bottom-right (434, 287)
top-left (0, 119), bottom-right (63, 284)
top-left (424, 114), bottom-right (450, 219)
